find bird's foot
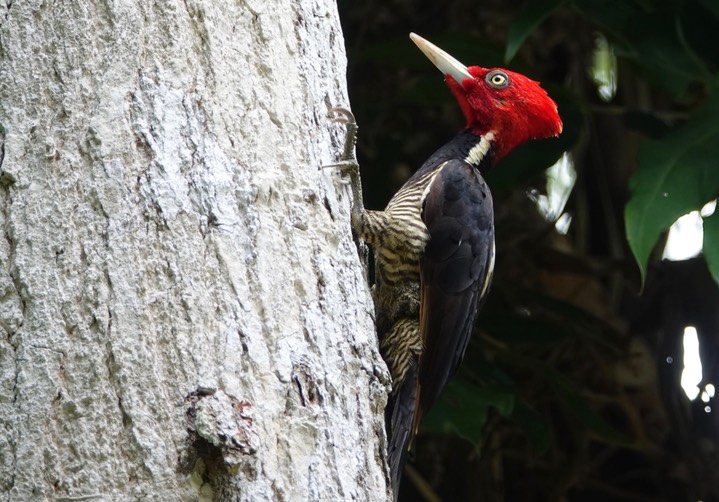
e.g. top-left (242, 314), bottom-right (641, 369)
top-left (324, 106), bottom-right (364, 224)
top-left (324, 107), bottom-right (360, 177)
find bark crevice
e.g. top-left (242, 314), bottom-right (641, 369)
top-left (1, 187), bottom-right (19, 498)
top-left (0, 0), bottom-right (390, 499)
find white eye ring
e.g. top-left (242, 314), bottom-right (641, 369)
top-left (486, 70), bottom-right (509, 89)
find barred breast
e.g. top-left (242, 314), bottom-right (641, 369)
top-left (369, 167), bottom-right (442, 287)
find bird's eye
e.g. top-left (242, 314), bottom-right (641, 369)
top-left (486, 70), bottom-right (509, 89)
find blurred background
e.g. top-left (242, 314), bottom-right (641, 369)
top-left (336, 0), bottom-right (719, 500)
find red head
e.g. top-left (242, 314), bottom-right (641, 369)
top-left (410, 33), bottom-right (562, 161)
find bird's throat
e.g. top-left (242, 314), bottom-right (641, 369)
top-left (464, 131), bottom-right (495, 171)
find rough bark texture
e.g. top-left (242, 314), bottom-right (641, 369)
top-left (0, 1), bottom-right (390, 500)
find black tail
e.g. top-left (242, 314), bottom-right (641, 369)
top-left (385, 364), bottom-right (418, 501)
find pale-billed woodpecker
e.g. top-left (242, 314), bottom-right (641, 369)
top-left (331, 33), bottom-right (562, 498)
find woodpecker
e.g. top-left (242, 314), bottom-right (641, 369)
top-left (331, 33), bottom-right (562, 499)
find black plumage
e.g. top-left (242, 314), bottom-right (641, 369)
top-left (352, 132), bottom-right (495, 498)
top-left (330, 32), bottom-right (562, 501)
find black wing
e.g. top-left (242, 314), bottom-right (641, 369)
top-left (386, 363), bottom-right (417, 501)
top-left (415, 159), bottom-right (495, 423)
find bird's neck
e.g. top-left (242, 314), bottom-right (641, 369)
top-left (421, 129), bottom-right (496, 175)
top-left (461, 129), bottom-right (496, 173)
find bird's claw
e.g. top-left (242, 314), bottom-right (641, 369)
top-left (329, 106), bottom-right (356, 126)
top-left (325, 106), bottom-right (359, 173)
top-left (323, 159), bottom-right (358, 177)
top-left (324, 105), bottom-right (366, 232)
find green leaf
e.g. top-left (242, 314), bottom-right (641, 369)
top-left (479, 313), bottom-right (569, 345)
top-left (422, 380), bottom-right (515, 444)
top-left (574, 2), bottom-right (712, 96)
top-left (460, 357), bottom-right (516, 389)
top-left (494, 349), bottom-right (629, 444)
top-left (553, 383), bottom-right (629, 444)
top-left (696, 0), bottom-right (719, 20)
top-left (458, 358), bottom-right (552, 452)
top-left (510, 401), bottom-right (552, 453)
top-left (625, 91), bottom-right (719, 287)
top-left (627, 9), bottom-right (710, 95)
top-left (682, 3), bottom-right (719, 74)
top-left (623, 110), bottom-right (672, 139)
top-left (571, 0), bottom-right (638, 50)
top-left (492, 283), bottom-right (624, 350)
top-left (703, 208), bottom-right (719, 287)
top-left (505, 0), bottom-right (566, 62)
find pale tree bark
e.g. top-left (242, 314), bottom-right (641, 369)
top-left (0, 1), bottom-right (391, 500)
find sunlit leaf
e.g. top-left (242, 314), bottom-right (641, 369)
top-left (703, 209), bottom-right (719, 287)
top-left (505, 0), bottom-right (566, 62)
top-left (625, 90), bottom-right (719, 287)
top-left (590, 33), bottom-right (617, 101)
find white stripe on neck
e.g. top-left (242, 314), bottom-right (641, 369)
top-left (465, 131), bottom-right (495, 167)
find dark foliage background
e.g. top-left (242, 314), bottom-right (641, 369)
top-left (337, 0), bottom-right (719, 500)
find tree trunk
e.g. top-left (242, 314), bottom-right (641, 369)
top-left (0, 1), bottom-right (390, 500)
